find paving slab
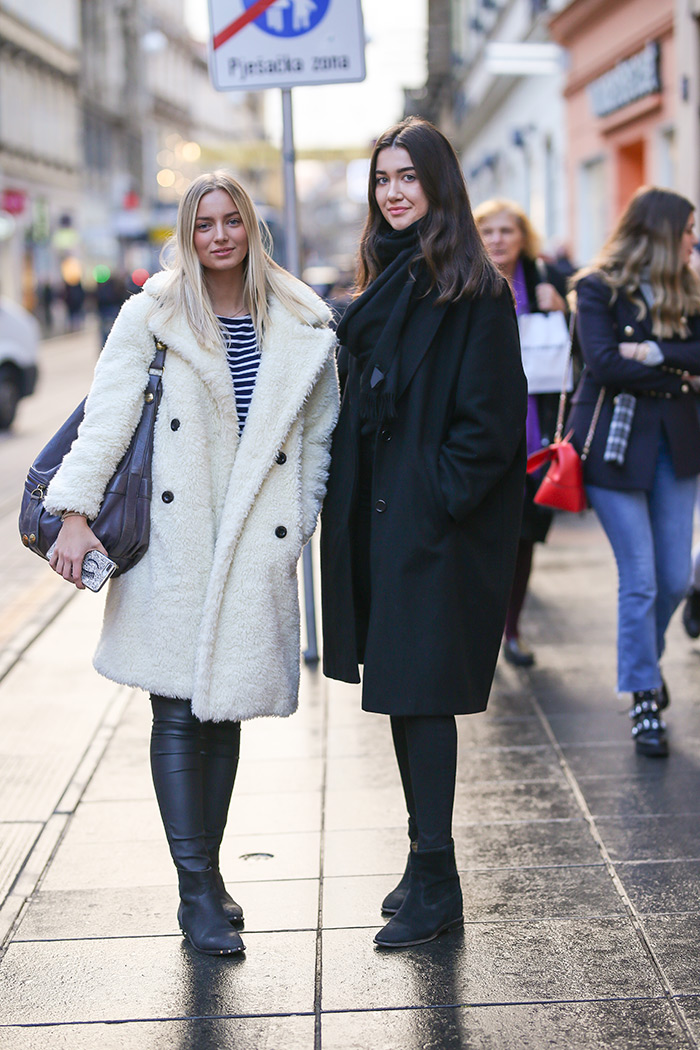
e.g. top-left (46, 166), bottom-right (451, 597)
top-left (0, 931), bottom-right (317, 1023)
top-left (320, 1000), bottom-right (689, 1050)
top-left (321, 919), bottom-right (663, 1011)
top-left (0, 1016), bottom-right (316, 1050)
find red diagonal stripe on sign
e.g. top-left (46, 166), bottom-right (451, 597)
top-left (213, 0), bottom-right (280, 50)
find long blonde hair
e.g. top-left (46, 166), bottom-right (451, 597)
top-left (574, 186), bottom-right (700, 339)
top-left (151, 171), bottom-right (325, 347)
top-left (472, 198), bottom-right (541, 262)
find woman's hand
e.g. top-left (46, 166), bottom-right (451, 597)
top-left (619, 341), bottom-right (650, 362)
top-left (49, 515), bottom-right (108, 590)
top-left (535, 283), bottom-right (566, 313)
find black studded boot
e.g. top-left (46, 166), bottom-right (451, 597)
top-left (630, 690), bottom-right (668, 757)
top-left (150, 696), bottom-right (245, 954)
top-left (177, 869), bottom-right (245, 956)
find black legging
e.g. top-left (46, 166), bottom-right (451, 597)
top-left (390, 714), bottom-right (457, 851)
top-left (150, 694), bottom-right (240, 872)
top-left (505, 539), bottom-right (534, 641)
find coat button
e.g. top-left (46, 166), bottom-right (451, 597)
top-left (275, 525), bottom-right (287, 538)
top-left (171, 418), bottom-right (180, 431)
top-left (162, 491), bottom-right (174, 503)
top-left (375, 499), bottom-right (387, 513)
top-left (275, 451), bottom-right (287, 464)
top-left (380, 427), bottom-right (392, 442)
top-left (624, 325), bottom-right (634, 337)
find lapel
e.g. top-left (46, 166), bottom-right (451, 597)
top-left (396, 297), bottom-right (450, 402)
top-left (228, 294), bottom-right (335, 508)
top-left (144, 275), bottom-right (240, 438)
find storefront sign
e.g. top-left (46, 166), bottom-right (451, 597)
top-left (588, 42), bottom-right (660, 118)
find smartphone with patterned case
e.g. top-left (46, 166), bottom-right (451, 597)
top-left (46, 543), bottom-right (117, 591)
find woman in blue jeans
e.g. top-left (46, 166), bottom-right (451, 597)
top-left (567, 187), bottom-right (700, 756)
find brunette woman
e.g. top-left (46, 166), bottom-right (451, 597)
top-left (45, 172), bottom-right (339, 954)
top-left (474, 199), bottom-right (568, 667)
top-left (568, 186), bottom-right (700, 757)
top-left (320, 118), bottom-right (527, 948)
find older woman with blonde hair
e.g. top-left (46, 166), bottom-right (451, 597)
top-left (44, 171), bottom-right (339, 953)
top-left (474, 198), bottom-right (568, 666)
top-left (568, 186), bottom-right (700, 756)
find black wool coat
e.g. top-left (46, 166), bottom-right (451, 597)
top-left (320, 285), bottom-right (528, 716)
top-left (566, 274), bottom-right (700, 490)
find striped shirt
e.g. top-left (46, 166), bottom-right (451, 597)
top-left (218, 315), bottom-right (260, 434)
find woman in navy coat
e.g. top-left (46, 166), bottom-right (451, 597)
top-left (321, 118), bottom-right (527, 948)
top-left (567, 187), bottom-right (700, 757)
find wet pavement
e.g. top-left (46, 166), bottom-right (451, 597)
top-left (1, 510), bottom-right (700, 1048)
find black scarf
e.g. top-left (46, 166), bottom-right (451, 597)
top-left (338, 223), bottom-right (431, 423)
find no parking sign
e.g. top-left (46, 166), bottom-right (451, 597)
top-left (208, 0), bottom-right (366, 90)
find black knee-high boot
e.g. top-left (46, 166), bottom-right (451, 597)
top-left (382, 717), bottom-right (419, 914)
top-left (200, 719), bottom-right (243, 926)
top-left (150, 695), bottom-right (244, 955)
top-left (375, 715), bottom-right (462, 948)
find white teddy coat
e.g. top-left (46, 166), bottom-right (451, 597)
top-left (45, 272), bottom-right (339, 722)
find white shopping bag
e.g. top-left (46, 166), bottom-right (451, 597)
top-left (518, 311), bottom-right (573, 394)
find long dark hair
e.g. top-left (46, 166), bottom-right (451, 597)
top-left (357, 117), bottom-right (503, 302)
top-left (574, 186), bottom-right (700, 338)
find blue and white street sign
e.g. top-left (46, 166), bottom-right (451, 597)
top-left (208, 0), bottom-right (366, 91)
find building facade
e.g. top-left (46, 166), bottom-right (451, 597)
top-left (418, 0), bottom-right (571, 258)
top-left (0, 0), bottom-right (266, 307)
top-left (550, 0), bottom-right (686, 264)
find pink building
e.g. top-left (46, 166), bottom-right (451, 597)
top-left (550, 0), bottom-right (677, 265)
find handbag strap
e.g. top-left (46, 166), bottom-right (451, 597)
top-left (553, 311), bottom-right (606, 456)
top-left (581, 388), bottom-right (606, 462)
top-left (553, 311), bottom-right (576, 442)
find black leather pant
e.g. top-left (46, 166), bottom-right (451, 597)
top-left (150, 694), bottom-right (241, 872)
top-left (390, 715), bottom-right (457, 850)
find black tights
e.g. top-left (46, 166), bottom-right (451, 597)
top-left (390, 715), bottom-right (457, 851)
top-left (150, 695), bottom-right (241, 872)
top-left (505, 539), bottom-right (534, 641)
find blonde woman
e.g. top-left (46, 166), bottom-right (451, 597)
top-left (474, 199), bottom-right (568, 667)
top-left (568, 187), bottom-right (700, 757)
top-left (45, 172), bottom-right (339, 954)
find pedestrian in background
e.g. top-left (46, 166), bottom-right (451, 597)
top-left (475, 199), bottom-right (569, 667)
top-left (567, 186), bottom-right (700, 757)
top-left (321, 118), bottom-right (527, 948)
top-left (44, 171), bottom-right (339, 955)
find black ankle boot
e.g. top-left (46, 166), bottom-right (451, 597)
top-left (374, 841), bottom-right (463, 948)
top-left (211, 867), bottom-right (244, 927)
top-left (683, 587), bottom-right (700, 639)
top-left (177, 869), bottom-right (246, 955)
top-left (381, 843), bottom-right (416, 915)
top-left (630, 690), bottom-right (669, 757)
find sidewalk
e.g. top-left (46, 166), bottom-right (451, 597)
top-left (1, 512), bottom-right (700, 1048)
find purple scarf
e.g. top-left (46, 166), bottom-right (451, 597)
top-left (512, 259), bottom-right (541, 457)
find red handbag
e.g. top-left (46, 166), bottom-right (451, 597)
top-left (525, 312), bottom-right (605, 513)
top-left (526, 435), bottom-right (586, 512)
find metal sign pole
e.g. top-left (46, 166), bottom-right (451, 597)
top-left (281, 87), bottom-right (318, 667)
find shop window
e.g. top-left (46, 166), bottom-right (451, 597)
top-left (577, 157), bottom-right (608, 263)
